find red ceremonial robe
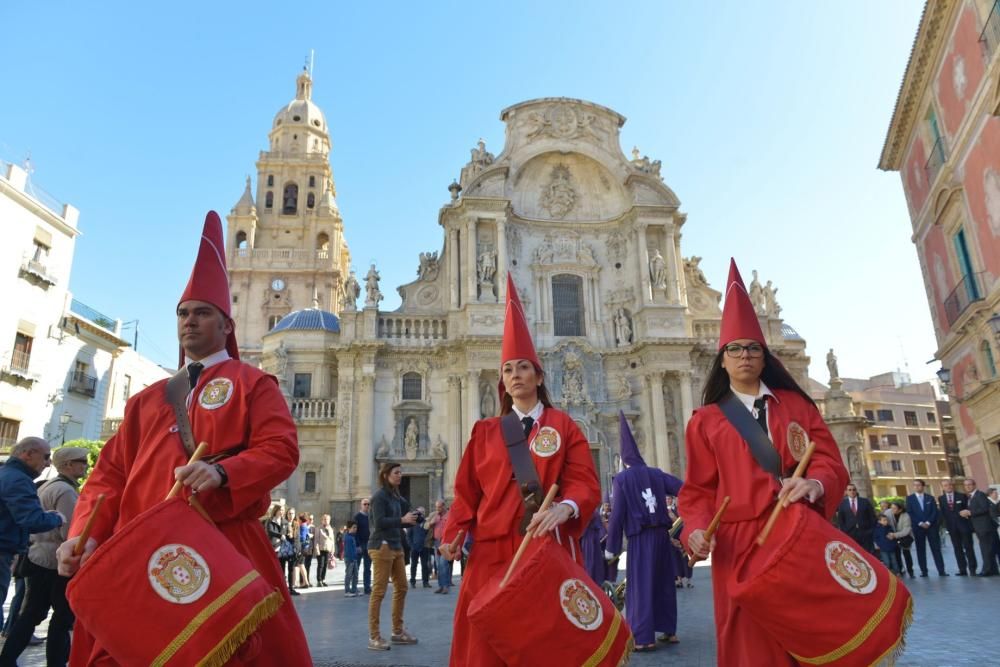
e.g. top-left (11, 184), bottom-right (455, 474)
top-left (678, 388), bottom-right (849, 667)
top-left (442, 408), bottom-right (601, 667)
top-left (68, 359), bottom-right (311, 666)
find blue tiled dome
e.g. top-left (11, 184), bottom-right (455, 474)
top-left (781, 323), bottom-right (802, 341)
top-left (271, 309), bottom-right (340, 333)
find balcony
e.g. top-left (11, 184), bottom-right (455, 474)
top-left (924, 136), bottom-right (947, 184)
top-left (290, 398), bottom-right (336, 422)
top-left (101, 418), bottom-right (123, 439)
top-left (943, 272), bottom-right (986, 327)
top-left (229, 248), bottom-right (336, 271)
top-left (69, 371), bottom-right (97, 398)
top-left (377, 315), bottom-right (448, 344)
top-left (19, 257), bottom-right (57, 287)
top-left (980, 0), bottom-right (1000, 62)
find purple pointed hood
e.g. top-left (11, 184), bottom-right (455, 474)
top-left (619, 411), bottom-right (646, 467)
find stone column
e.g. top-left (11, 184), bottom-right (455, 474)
top-left (496, 217), bottom-right (507, 300)
top-left (648, 372), bottom-right (671, 473)
top-left (635, 223), bottom-right (651, 305)
top-left (447, 375), bottom-right (463, 498)
top-left (665, 228), bottom-right (680, 304)
top-left (677, 371), bottom-right (694, 473)
top-left (449, 227), bottom-right (460, 308)
top-left (466, 220), bottom-right (478, 303)
top-left (466, 370), bottom-right (481, 436)
top-left (640, 375), bottom-right (655, 467)
top-left (355, 375), bottom-right (376, 496)
top-left (674, 230), bottom-right (687, 304)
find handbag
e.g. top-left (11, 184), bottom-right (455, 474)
top-left (897, 534), bottom-right (914, 549)
top-left (277, 536), bottom-right (295, 559)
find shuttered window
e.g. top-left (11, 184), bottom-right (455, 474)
top-left (552, 275), bottom-right (584, 337)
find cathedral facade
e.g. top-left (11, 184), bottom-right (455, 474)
top-left (227, 74), bottom-right (807, 522)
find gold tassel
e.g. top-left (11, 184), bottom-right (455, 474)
top-left (872, 596), bottom-right (914, 667)
top-left (195, 590), bottom-right (284, 667)
top-left (617, 635), bottom-right (635, 666)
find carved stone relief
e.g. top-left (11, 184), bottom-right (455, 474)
top-left (539, 165), bottom-right (577, 219)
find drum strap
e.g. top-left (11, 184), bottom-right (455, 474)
top-left (500, 412), bottom-right (544, 535)
top-left (718, 391), bottom-right (782, 482)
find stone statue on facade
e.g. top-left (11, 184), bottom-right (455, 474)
top-left (477, 248), bottom-right (497, 285)
top-left (343, 270), bottom-right (361, 311)
top-left (749, 270), bottom-right (765, 315)
top-left (273, 340), bottom-right (289, 387)
top-left (539, 165), bottom-right (576, 219)
top-left (649, 249), bottom-right (667, 290)
top-left (469, 138), bottom-right (494, 173)
top-left (763, 280), bottom-right (781, 317)
top-left (480, 388), bottom-right (497, 419)
top-left (432, 436), bottom-right (447, 460)
top-left (364, 264), bottom-right (382, 307)
top-left (827, 349), bottom-right (840, 382)
top-left (561, 350), bottom-right (585, 404)
top-left (684, 256), bottom-right (708, 286)
top-left (613, 308), bottom-right (633, 347)
top-left (404, 418), bottom-right (419, 460)
top-left (630, 146), bottom-right (662, 178)
top-left (418, 251), bottom-right (440, 281)
top-left (615, 375), bottom-right (632, 401)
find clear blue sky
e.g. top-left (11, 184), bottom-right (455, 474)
top-left (2, 1), bottom-right (929, 383)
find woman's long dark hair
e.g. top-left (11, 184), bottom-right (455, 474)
top-left (378, 461), bottom-right (402, 495)
top-left (702, 347), bottom-right (816, 407)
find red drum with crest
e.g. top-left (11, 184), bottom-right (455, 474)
top-left (730, 502), bottom-right (912, 666)
top-left (66, 497), bottom-right (283, 667)
top-left (467, 537), bottom-right (632, 667)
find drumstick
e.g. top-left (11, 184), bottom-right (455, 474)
top-left (499, 484), bottom-right (559, 589)
top-left (73, 493), bottom-right (106, 556)
top-left (688, 495), bottom-right (730, 567)
top-left (166, 441), bottom-right (209, 500)
top-left (757, 441), bottom-right (817, 546)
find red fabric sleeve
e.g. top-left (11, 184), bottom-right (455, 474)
top-left (442, 422), bottom-right (484, 546)
top-left (200, 375), bottom-right (299, 521)
top-left (804, 402), bottom-right (849, 520)
top-left (677, 411), bottom-right (718, 551)
top-left (555, 418), bottom-right (600, 538)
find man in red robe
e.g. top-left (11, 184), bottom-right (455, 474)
top-left (57, 211), bottom-right (311, 666)
top-left (679, 259), bottom-right (848, 666)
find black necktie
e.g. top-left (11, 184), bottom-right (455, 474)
top-left (188, 362), bottom-right (204, 390)
top-left (753, 397), bottom-right (767, 433)
top-left (521, 416), bottom-right (534, 438)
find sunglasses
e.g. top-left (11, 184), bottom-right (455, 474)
top-left (71, 459), bottom-right (89, 465)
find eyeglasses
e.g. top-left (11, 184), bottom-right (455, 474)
top-left (724, 343), bottom-right (764, 358)
top-left (71, 459), bottom-right (89, 465)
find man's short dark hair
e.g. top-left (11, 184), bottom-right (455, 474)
top-left (346, 520), bottom-right (356, 529)
top-left (914, 479), bottom-right (926, 486)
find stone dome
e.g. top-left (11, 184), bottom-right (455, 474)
top-left (270, 308), bottom-right (340, 334)
top-left (271, 70), bottom-right (327, 134)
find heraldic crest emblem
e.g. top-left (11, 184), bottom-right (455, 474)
top-left (530, 426), bottom-right (561, 458)
top-left (559, 578), bottom-right (603, 631)
top-left (149, 544), bottom-right (212, 604)
top-left (199, 378), bottom-right (233, 410)
top-left (824, 540), bottom-right (877, 595)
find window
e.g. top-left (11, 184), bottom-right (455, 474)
top-left (70, 360), bottom-right (96, 397)
top-left (316, 233), bottom-right (330, 251)
top-left (864, 410), bottom-right (875, 421)
top-left (884, 434), bottom-right (899, 447)
top-left (873, 460), bottom-right (884, 475)
top-left (402, 372), bottom-right (422, 400)
top-left (31, 241), bottom-right (50, 264)
top-left (122, 374), bottom-right (132, 403)
top-left (306, 193), bottom-right (315, 209)
top-left (11, 333), bottom-right (32, 372)
top-left (552, 274), bottom-right (585, 337)
top-left (308, 175), bottom-right (316, 188)
top-left (936, 460), bottom-right (948, 473)
top-left (981, 340), bottom-right (997, 378)
top-left (293, 373), bottom-right (312, 398)
top-left (913, 460), bottom-right (928, 476)
top-left (0, 418), bottom-right (19, 453)
top-left (282, 183), bottom-right (298, 214)
top-left (235, 231), bottom-right (248, 251)
top-left (267, 315), bottom-right (282, 331)
top-left (932, 436), bottom-right (941, 449)
top-left (904, 411), bottom-right (918, 426)
top-left (265, 191), bottom-right (273, 209)
top-left (926, 412), bottom-right (936, 424)
top-left (267, 175), bottom-right (274, 187)
top-left (868, 434), bottom-right (880, 450)
top-left (304, 471), bottom-right (316, 493)
top-left (890, 460), bottom-right (903, 472)
top-left (908, 435), bottom-right (923, 451)
top-left (877, 409), bottom-right (894, 422)
top-left (894, 485), bottom-right (908, 496)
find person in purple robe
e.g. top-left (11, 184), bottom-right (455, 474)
top-left (605, 411), bottom-right (683, 653)
top-left (580, 506), bottom-right (609, 587)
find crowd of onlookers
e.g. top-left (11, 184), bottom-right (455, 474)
top-left (834, 477), bottom-right (1000, 578)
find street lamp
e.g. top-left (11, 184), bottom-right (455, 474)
top-left (58, 413), bottom-right (71, 445)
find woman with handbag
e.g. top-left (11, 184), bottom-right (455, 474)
top-left (889, 501), bottom-right (916, 578)
top-left (265, 505), bottom-right (284, 553)
top-left (437, 275), bottom-right (601, 667)
top-left (279, 507), bottom-right (301, 596)
top-left (316, 514), bottom-right (335, 586)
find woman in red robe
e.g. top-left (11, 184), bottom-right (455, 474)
top-left (678, 260), bottom-right (848, 666)
top-left (439, 274), bottom-right (601, 667)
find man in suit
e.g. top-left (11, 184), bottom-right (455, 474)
top-left (939, 479), bottom-right (977, 576)
top-left (963, 478), bottom-right (998, 576)
top-left (834, 482), bottom-right (876, 552)
top-left (905, 479), bottom-right (948, 576)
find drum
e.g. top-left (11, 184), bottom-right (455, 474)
top-left (730, 502), bottom-right (912, 666)
top-left (468, 537), bottom-right (632, 667)
top-left (66, 497), bottom-right (283, 667)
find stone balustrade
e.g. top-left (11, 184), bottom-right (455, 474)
top-left (291, 398), bottom-right (336, 421)
top-left (377, 315), bottom-right (448, 343)
top-left (693, 320), bottom-right (720, 341)
top-left (230, 248), bottom-right (335, 270)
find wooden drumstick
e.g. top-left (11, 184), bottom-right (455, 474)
top-left (499, 484), bottom-right (559, 589)
top-left (757, 441), bottom-right (817, 546)
top-left (688, 495), bottom-right (730, 567)
top-left (166, 441), bottom-right (209, 500)
top-left (73, 493), bottom-right (106, 556)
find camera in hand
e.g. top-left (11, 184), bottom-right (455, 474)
top-left (412, 509), bottom-right (425, 524)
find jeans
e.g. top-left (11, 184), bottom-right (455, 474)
top-left (316, 551), bottom-right (330, 584)
top-left (344, 560), bottom-right (359, 594)
top-left (434, 540), bottom-right (453, 588)
top-left (362, 550), bottom-right (372, 594)
top-left (410, 547), bottom-right (431, 585)
top-left (878, 550), bottom-right (898, 574)
top-left (368, 545), bottom-right (408, 640)
top-left (0, 565), bottom-right (74, 667)
top-left (0, 553), bottom-right (13, 630)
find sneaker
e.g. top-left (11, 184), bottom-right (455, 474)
top-left (368, 637), bottom-right (391, 651)
top-left (391, 630), bottom-right (418, 645)
top-left (289, 588), bottom-right (301, 596)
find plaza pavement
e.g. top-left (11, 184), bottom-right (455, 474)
top-left (5, 543), bottom-right (999, 666)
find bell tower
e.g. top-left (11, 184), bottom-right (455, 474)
top-left (226, 68), bottom-right (351, 365)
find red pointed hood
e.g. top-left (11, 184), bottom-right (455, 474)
top-left (177, 211), bottom-right (239, 365)
top-left (498, 273), bottom-right (542, 401)
top-left (718, 258), bottom-right (766, 349)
